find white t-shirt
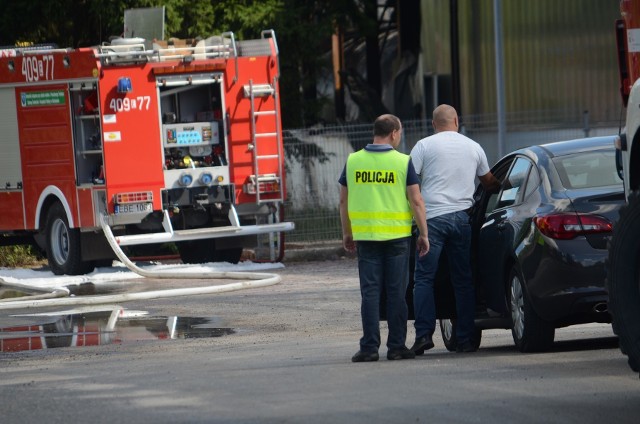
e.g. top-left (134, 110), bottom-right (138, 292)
top-left (410, 131), bottom-right (490, 219)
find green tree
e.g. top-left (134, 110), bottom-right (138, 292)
top-left (0, 0), bottom-right (380, 127)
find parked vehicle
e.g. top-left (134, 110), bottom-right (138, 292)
top-left (0, 24), bottom-right (292, 275)
top-left (393, 136), bottom-right (624, 353)
top-left (608, 0), bottom-right (640, 374)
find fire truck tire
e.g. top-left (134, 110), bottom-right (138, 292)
top-left (607, 191), bottom-right (640, 374)
top-left (178, 239), bottom-right (216, 264)
top-left (93, 259), bottom-right (114, 268)
top-left (178, 240), bottom-right (243, 264)
top-left (45, 202), bottom-right (94, 276)
top-left (215, 248), bottom-right (243, 264)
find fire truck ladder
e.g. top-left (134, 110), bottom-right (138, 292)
top-left (245, 78), bottom-right (284, 205)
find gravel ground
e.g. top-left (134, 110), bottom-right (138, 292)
top-left (2, 256), bottom-right (639, 424)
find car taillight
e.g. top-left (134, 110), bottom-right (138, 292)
top-left (533, 213), bottom-right (612, 240)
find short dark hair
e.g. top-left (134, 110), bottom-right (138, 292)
top-left (373, 114), bottom-right (401, 137)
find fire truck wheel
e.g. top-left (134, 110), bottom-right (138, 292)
top-left (93, 259), bottom-right (114, 268)
top-left (607, 191), bottom-right (640, 373)
top-left (45, 202), bottom-right (94, 276)
top-left (214, 248), bottom-right (243, 264)
top-left (178, 239), bottom-right (216, 264)
top-left (178, 241), bottom-right (242, 264)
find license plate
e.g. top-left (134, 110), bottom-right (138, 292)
top-left (115, 203), bottom-right (153, 214)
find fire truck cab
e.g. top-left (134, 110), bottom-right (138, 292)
top-left (0, 31), bottom-right (293, 275)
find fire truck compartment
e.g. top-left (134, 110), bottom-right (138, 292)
top-left (159, 75), bottom-right (229, 194)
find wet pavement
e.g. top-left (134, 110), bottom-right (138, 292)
top-left (0, 259), bottom-right (287, 313)
top-left (1, 257), bottom-right (639, 424)
top-left (0, 307), bottom-right (234, 352)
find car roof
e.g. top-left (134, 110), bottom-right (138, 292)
top-left (498, 135), bottom-right (621, 193)
top-left (533, 135), bottom-right (617, 158)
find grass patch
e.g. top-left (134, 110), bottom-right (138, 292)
top-left (0, 245), bottom-right (45, 268)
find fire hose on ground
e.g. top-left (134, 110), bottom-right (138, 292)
top-left (0, 216), bottom-right (282, 311)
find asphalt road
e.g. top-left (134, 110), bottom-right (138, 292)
top-left (1, 257), bottom-right (639, 424)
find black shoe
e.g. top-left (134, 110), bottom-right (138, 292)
top-left (410, 336), bottom-right (435, 356)
top-left (456, 342), bottom-right (478, 353)
top-left (387, 347), bottom-right (416, 360)
top-left (352, 350), bottom-right (379, 362)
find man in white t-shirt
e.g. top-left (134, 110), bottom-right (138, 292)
top-left (409, 104), bottom-right (500, 354)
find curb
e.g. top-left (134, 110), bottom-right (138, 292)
top-left (283, 242), bottom-right (350, 262)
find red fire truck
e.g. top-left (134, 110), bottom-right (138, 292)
top-left (0, 31), bottom-right (293, 275)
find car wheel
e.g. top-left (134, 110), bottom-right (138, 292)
top-left (508, 266), bottom-right (554, 352)
top-left (439, 318), bottom-right (482, 352)
top-left (607, 191), bottom-right (640, 373)
top-left (45, 202), bottom-right (93, 276)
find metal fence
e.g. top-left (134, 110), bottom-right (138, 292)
top-left (282, 112), bottom-right (621, 243)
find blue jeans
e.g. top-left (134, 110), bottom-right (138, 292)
top-left (356, 237), bottom-right (410, 352)
top-left (413, 211), bottom-right (475, 344)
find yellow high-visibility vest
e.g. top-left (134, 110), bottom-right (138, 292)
top-left (346, 148), bottom-right (412, 241)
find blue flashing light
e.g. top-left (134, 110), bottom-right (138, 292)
top-left (117, 77), bottom-right (132, 93)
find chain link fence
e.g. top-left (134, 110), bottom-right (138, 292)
top-left (282, 112), bottom-right (621, 244)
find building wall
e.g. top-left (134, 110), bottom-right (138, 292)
top-left (420, 0), bottom-right (622, 125)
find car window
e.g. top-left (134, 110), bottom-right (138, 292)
top-left (495, 157), bottom-right (531, 209)
top-left (552, 150), bottom-right (622, 189)
top-left (524, 166), bottom-right (540, 198)
top-left (485, 192), bottom-right (500, 215)
top-left (482, 159), bottom-right (514, 216)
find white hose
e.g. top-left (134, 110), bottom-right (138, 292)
top-left (100, 214), bottom-right (278, 282)
top-left (0, 286), bottom-right (70, 303)
top-left (0, 217), bottom-right (282, 311)
top-left (0, 277), bottom-right (279, 310)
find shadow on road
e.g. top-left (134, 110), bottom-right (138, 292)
top-left (476, 335), bottom-right (619, 355)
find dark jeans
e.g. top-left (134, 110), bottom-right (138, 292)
top-left (413, 211), bottom-right (475, 344)
top-left (356, 237), bottom-right (410, 352)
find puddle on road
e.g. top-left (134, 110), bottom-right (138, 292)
top-left (0, 309), bottom-right (235, 352)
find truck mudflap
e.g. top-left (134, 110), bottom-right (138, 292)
top-left (100, 205), bottom-right (294, 247)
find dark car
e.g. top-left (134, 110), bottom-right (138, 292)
top-left (387, 136), bottom-right (625, 353)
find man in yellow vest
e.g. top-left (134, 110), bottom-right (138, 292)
top-left (339, 114), bottom-right (429, 362)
